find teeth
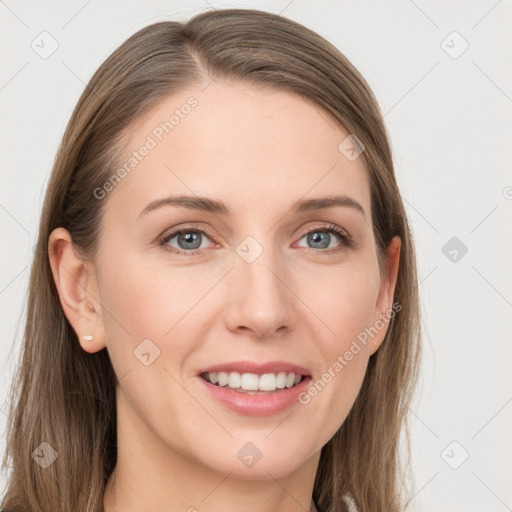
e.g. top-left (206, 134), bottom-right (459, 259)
top-left (258, 373), bottom-right (275, 391)
top-left (218, 371), bottom-right (228, 387)
top-left (228, 372), bottom-right (241, 389)
top-left (276, 372), bottom-right (287, 388)
top-left (241, 373), bottom-right (260, 390)
top-left (203, 371), bottom-right (304, 392)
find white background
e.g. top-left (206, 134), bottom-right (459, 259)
top-left (1, 1), bottom-right (511, 511)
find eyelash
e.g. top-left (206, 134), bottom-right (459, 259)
top-left (158, 223), bottom-right (353, 256)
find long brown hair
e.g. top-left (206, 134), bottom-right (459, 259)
top-left (1, 8), bottom-right (421, 512)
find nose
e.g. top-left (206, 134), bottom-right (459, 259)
top-left (222, 242), bottom-right (297, 339)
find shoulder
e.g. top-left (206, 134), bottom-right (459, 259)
top-left (315, 495), bottom-right (358, 512)
top-left (343, 494), bottom-right (358, 511)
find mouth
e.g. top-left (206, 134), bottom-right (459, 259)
top-left (197, 366), bottom-right (313, 416)
top-left (199, 371), bottom-right (307, 394)
top-left (196, 360), bottom-right (313, 415)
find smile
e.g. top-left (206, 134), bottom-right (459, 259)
top-left (200, 371), bottom-right (304, 393)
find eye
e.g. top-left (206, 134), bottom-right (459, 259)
top-left (296, 224), bottom-right (352, 252)
top-left (159, 226), bottom-right (214, 255)
top-left (159, 223), bottom-right (352, 256)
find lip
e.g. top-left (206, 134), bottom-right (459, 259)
top-left (197, 373), bottom-right (312, 416)
top-left (197, 360), bottom-right (311, 376)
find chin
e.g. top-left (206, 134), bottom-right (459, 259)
top-left (195, 435), bottom-right (315, 480)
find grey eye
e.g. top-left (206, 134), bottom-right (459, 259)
top-left (308, 232), bottom-right (331, 249)
top-left (164, 230), bottom-right (211, 252)
top-left (297, 229), bottom-right (345, 250)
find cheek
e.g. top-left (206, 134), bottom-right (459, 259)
top-left (96, 255), bottom-right (219, 379)
top-left (323, 267), bottom-right (380, 379)
top-left (297, 266), bottom-right (380, 437)
top-left (303, 261), bottom-right (380, 348)
top-left (98, 253), bottom-right (204, 335)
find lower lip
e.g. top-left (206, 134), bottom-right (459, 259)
top-left (197, 375), bottom-right (312, 416)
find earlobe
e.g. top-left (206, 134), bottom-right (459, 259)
top-left (48, 227), bottom-right (106, 354)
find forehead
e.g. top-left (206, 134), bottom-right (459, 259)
top-left (106, 81), bottom-right (371, 222)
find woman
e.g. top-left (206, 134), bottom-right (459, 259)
top-left (1, 8), bottom-right (421, 512)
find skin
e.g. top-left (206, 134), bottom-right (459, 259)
top-left (49, 81), bottom-right (400, 512)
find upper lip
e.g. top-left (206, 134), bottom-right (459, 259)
top-left (197, 360), bottom-right (311, 377)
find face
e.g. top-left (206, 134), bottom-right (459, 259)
top-left (50, 81), bottom-right (400, 481)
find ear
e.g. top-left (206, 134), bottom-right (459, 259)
top-left (368, 235), bottom-right (401, 356)
top-left (48, 227), bottom-right (106, 354)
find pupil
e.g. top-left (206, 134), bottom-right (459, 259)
top-left (179, 232), bottom-right (201, 250)
top-left (308, 232), bottom-right (329, 249)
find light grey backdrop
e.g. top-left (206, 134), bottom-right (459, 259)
top-left (1, 1), bottom-right (511, 511)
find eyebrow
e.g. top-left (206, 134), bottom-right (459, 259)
top-left (137, 194), bottom-right (366, 221)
